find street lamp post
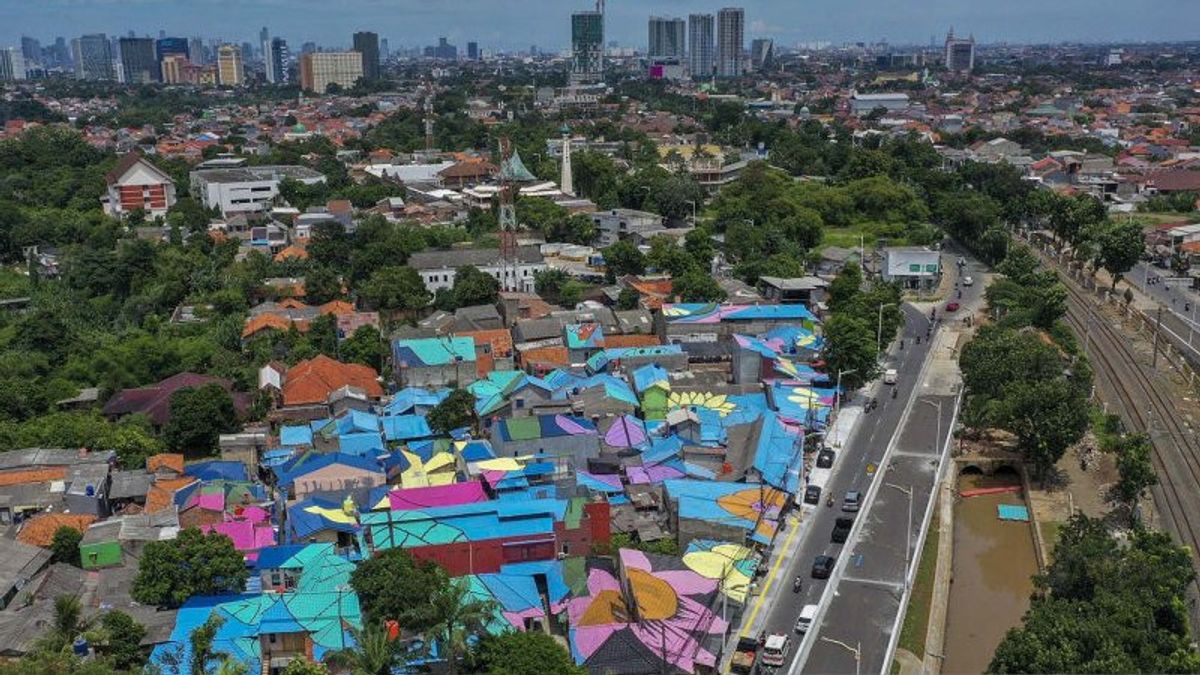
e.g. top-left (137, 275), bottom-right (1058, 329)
top-left (886, 482), bottom-right (914, 588)
top-left (834, 369), bottom-right (857, 418)
top-left (685, 199), bottom-right (697, 226)
top-left (921, 398), bottom-right (944, 457)
top-left (819, 636), bottom-right (862, 675)
top-left (876, 302), bottom-right (897, 356)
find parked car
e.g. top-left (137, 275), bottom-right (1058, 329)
top-left (945, 301), bottom-right (960, 312)
top-left (842, 490), bottom-right (862, 512)
top-left (811, 555), bottom-right (836, 579)
top-left (883, 368), bottom-right (898, 385)
top-left (816, 449), bottom-right (835, 469)
top-left (831, 516), bottom-right (855, 543)
top-left (803, 484), bottom-right (822, 505)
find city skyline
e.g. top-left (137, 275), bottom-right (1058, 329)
top-left (1, 0), bottom-right (1195, 53)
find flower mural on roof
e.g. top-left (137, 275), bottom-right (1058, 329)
top-left (682, 540), bottom-right (759, 604)
top-left (667, 391), bottom-right (737, 416)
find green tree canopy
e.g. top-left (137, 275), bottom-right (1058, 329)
top-left (50, 526), bottom-right (83, 567)
top-left (473, 630), bottom-right (585, 675)
top-left (358, 265), bottom-right (431, 313)
top-left (428, 389), bottom-right (479, 436)
top-left (131, 528), bottom-right (249, 608)
top-left (163, 383), bottom-right (240, 456)
top-left (349, 548), bottom-right (448, 630)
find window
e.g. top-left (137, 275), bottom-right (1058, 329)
top-left (515, 398), bottom-right (525, 409)
top-left (908, 263), bottom-right (921, 272)
top-left (562, 543), bottom-right (570, 554)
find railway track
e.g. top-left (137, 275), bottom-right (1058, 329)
top-left (1057, 267), bottom-right (1200, 562)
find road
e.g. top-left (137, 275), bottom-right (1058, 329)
top-left (738, 251), bottom-right (983, 674)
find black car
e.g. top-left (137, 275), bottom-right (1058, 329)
top-left (831, 517), bottom-right (855, 544)
top-left (816, 449), bottom-right (835, 469)
top-left (811, 555), bottom-right (836, 579)
top-left (803, 484), bottom-right (822, 505)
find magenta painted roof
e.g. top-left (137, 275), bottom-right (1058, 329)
top-left (388, 481), bottom-right (489, 511)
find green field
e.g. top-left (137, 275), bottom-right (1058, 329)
top-left (897, 511), bottom-right (941, 660)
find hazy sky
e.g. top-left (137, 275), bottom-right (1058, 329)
top-left (2, 0), bottom-right (1195, 51)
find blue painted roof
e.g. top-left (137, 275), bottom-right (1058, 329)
top-left (280, 425), bottom-right (314, 447)
top-left (185, 460), bottom-right (249, 482)
top-left (338, 432), bottom-right (386, 456)
top-left (254, 544), bottom-right (310, 570)
top-left (382, 415), bottom-right (434, 442)
top-left (392, 336), bottom-right (476, 367)
top-left (383, 388), bottom-right (451, 416)
top-left (274, 452), bottom-right (383, 488)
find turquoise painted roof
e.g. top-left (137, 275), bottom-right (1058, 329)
top-left (500, 150), bottom-right (537, 182)
top-left (393, 336), bottom-right (476, 367)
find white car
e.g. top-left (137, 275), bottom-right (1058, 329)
top-left (963, 276), bottom-right (974, 286)
top-left (883, 368), bottom-right (898, 385)
top-left (795, 604), bottom-right (818, 634)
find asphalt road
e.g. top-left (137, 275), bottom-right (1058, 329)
top-left (748, 251), bottom-right (985, 672)
top-left (1127, 261), bottom-right (1200, 363)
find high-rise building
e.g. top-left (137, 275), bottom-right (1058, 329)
top-left (188, 37), bottom-right (205, 65)
top-left (0, 49), bottom-right (26, 81)
top-left (570, 11), bottom-right (604, 83)
top-left (944, 29), bottom-right (975, 72)
top-left (467, 41), bottom-right (479, 61)
top-left (52, 37), bottom-right (69, 69)
top-left (216, 44), bottom-right (243, 86)
top-left (300, 42), bottom-right (317, 56)
top-left (20, 37), bottom-right (40, 68)
top-left (160, 54), bottom-right (188, 84)
top-left (750, 38), bottom-right (774, 71)
top-left (73, 34), bottom-right (114, 81)
top-left (156, 37), bottom-right (189, 63)
top-left (299, 51), bottom-right (363, 93)
top-left (352, 31), bottom-right (380, 79)
top-left (267, 37), bottom-right (289, 84)
top-left (380, 38), bottom-right (390, 60)
top-left (648, 16), bottom-right (686, 60)
top-left (119, 37), bottom-right (158, 83)
top-left (260, 27), bottom-right (274, 83)
top-left (716, 7), bottom-right (744, 77)
top-left (424, 37), bottom-right (457, 60)
top-left (688, 14), bottom-right (714, 78)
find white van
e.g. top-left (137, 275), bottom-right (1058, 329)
top-left (795, 604), bottom-right (818, 634)
top-left (883, 368), bottom-right (898, 385)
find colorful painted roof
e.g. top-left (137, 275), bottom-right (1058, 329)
top-left (286, 497), bottom-right (359, 542)
top-left (392, 336), bottom-right (476, 368)
top-left (663, 479), bottom-right (786, 544)
top-left (382, 387), bottom-right (451, 416)
top-left (359, 498), bottom-right (567, 552)
top-left (565, 323), bottom-right (604, 350)
top-left (381, 481), bottom-right (489, 511)
top-left (661, 303), bottom-right (818, 325)
top-left (493, 414), bottom-right (598, 443)
top-left (273, 452), bottom-right (383, 488)
top-left (631, 364), bottom-right (670, 393)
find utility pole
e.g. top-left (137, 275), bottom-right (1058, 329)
top-left (1153, 305), bottom-right (1163, 369)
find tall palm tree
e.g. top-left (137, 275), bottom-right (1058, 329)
top-left (326, 623), bottom-right (400, 675)
top-left (36, 595), bottom-right (93, 653)
top-left (426, 578), bottom-right (498, 675)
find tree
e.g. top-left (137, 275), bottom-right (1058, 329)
top-left (616, 288), bottom-right (640, 310)
top-left (601, 240), bottom-right (645, 282)
top-left (325, 624), bottom-right (399, 675)
top-left (445, 266), bottom-right (499, 310)
top-left (358, 265), bottom-right (431, 313)
top-left (131, 528), bottom-right (249, 608)
top-left (428, 389), bottom-right (478, 436)
top-left (281, 659), bottom-right (331, 675)
top-left (683, 227), bottom-right (714, 270)
top-left (163, 383), bottom-right (240, 456)
top-left (672, 269), bottom-right (726, 302)
top-left (827, 263), bottom-right (864, 313)
top-left (474, 631), bottom-right (585, 675)
top-left (50, 526), bottom-right (82, 567)
top-left (1114, 432), bottom-right (1157, 511)
top-left (821, 315), bottom-right (878, 392)
top-left (37, 594), bottom-right (89, 653)
top-left (307, 221), bottom-right (352, 270)
top-left (995, 378), bottom-right (1090, 480)
top-left (98, 610), bottom-right (147, 671)
top-left (304, 265), bottom-right (343, 304)
top-left (350, 548), bottom-right (448, 629)
top-left (427, 578), bottom-right (499, 675)
top-left (534, 269), bottom-right (572, 307)
top-left (341, 325), bottom-right (385, 372)
top-left (1095, 220), bottom-right (1144, 289)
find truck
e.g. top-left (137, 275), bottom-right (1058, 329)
top-left (760, 634), bottom-right (791, 669)
top-left (730, 636), bottom-right (760, 673)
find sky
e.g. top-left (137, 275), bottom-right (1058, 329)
top-left (1, 0), bottom-right (1196, 52)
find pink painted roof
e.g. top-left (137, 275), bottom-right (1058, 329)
top-left (389, 481), bottom-right (489, 511)
top-left (202, 520), bottom-right (276, 552)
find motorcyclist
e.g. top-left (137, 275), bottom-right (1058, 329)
top-left (793, 576), bottom-right (802, 592)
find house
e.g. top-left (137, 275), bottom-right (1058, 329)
top-left (407, 246), bottom-right (547, 294)
top-left (190, 165), bottom-right (326, 215)
top-left (392, 336), bottom-right (478, 388)
top-left (102, 152), bottom-right (177, 219)
top-left (590, 208), bottom-right (663, 247)
top-left (456, 329), bottom-right (515, 377)
top-left (274, 452), bottom-right (385, 501)
top-left (273, 355), bottom-right (384, 408)
top-left (663, 479), bottom-right (787, 548)
top-left (655, 303), bottom-right (820, 344)
top-left (103, 372), bottom-right (249, 428)
top-left (489, 414), bottom-right (601, 470)
top-left (0, 448), bottom-right (117, 525)
top-left (0, 539), bottom-right (51, 609)
top-left (757, 276), bottom-right (829, 306)
top-left (881, 247), bottom-right (942, 290)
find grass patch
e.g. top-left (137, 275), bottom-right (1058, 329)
top-left (1040, 520), bottom-right (1063, 564)
top-left (1089, 406), bottom-right (1123, 453)
top-left (897, 510), bottom-right (940, 659)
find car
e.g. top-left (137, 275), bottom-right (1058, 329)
top-left (963, 275), bottom-right (974, 286)
top-left (803, 484), bottom-right (822, 505)
top-left (883, 368), bottom-right (898, 385)
top-left (842, 490), bottom-right (862, 512)
top-left (831, 516), bottom-right (855, 543)
top-left (811, 555), bottom-right (836, 579)
top-left (945, 301), bottom-right (960, 312)
top-left (816, 448), bottom-right (835, 469)
top-left (795, 604), bottom-right (818, 634)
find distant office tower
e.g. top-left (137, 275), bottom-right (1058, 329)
top-left (380, 38), bottom-right (390, 60)
top-left (352, 31), bottom-right (380, 79)
top-left (52, 37), bottom-right (69, 68)
top-left (20, 37), bottom-right (40, 67)
top-left (467, 41), bottom-right (479, 60)
top-left (424, 37), bottom-right (457, 60)
top-left (73, 34), bottom-right (114, 81)
top-left (648, 16), bottom-right (686, 59)
top-left (300, 42), bottom-right (316, 56)
top-left (571, 11), bottom-right (604, 83)
top-left (751, 38), bottom-right (774, 71)
top-left (299, 51), bottom-right (363, 93)
top-left (189, 37), bottom-right (205, 64)
top-left (160, 54), bottom-right (187, 84)
top-left (119, 37), bottom-right (158, 83)
top-left (156, 36), bottom-right (189, 63)
top-left (216, 44), bottom-right (243, 85)
top-left (260, 27), bottom-right (274, 83)
top-left (688, 14), bottom-right (714, 78)
top-left (944, 29), bottom-right (975, 72)
top-left (0, 49), bottom-right (26, 81)
top-left (716, 7), bottom-right (744, 77)
top-left (267, 37), bottom-right (289, 84)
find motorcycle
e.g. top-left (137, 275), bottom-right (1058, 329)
top-left (826, 495), bottom-right (834, 508)
top-left (793, 576), bottom-right (802, 593)
top-left (891, 387), bottom-right (898, 399)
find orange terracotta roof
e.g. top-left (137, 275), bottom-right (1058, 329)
top-left (145, 476), bottom-right (197, 514)
top-left (17, 513), bottom-right (97, 547)
top-left (318, 300), bottom-right (356, 316)
top-left (277, 298), bottom-right (309, 309)
top-left (629, 279), bottom-right (673, 296)
top-left (242, 313), bottom-right (296, 339)
top-left (603, 334), bottom-right (662, 349)
top-left (274, 244), bottom-right (309, 262)
top-left (147, 453), bottom-right (184, 474)
top-left (282, 354), bottom-right (384, 406)
top-left (457, 329), bottom-right (515, 378)
top-left (0, 467), bottom-right (67, 487)
top-left (519, 345), bottom-right (570, 368)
